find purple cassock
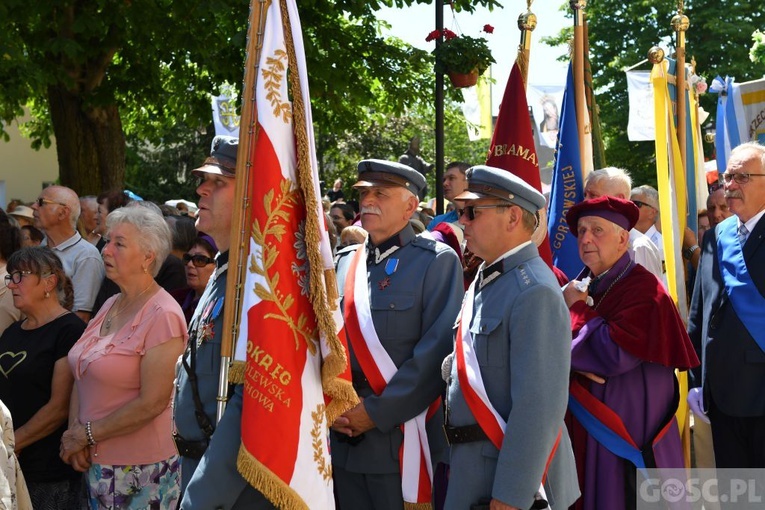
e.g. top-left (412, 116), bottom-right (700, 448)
top-left (566, 253), bottom-right (699, 510)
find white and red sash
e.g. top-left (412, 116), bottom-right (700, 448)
top-left (455, 279), bottom-right (556, 500)
top-left (343, 243), bottom-right (435, 507)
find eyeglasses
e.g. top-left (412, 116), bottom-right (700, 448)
top-left (632, 200), bottom-right (657, 210)
top-left (183, 253), bottom-right (215, 267)
top-left (36, 197), bottom-right (67, 208)
top-left (718, 172), bottom-right (765, 185)
top-left (4, 271), bottom-right (51, 285)
top-left (457, 204), bottom-right (508, 221)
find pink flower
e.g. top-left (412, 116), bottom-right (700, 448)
top-left (425, 30), bottom-right (441, 42)
top-left (483, 24), bottom-right (494, 34)
top-left (443, 29), bottom-right (458, 40)
top-left (695, 81), bottom-right (708, 95)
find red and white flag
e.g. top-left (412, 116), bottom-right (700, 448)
top-left (232, 0), bottom-right (355, 507)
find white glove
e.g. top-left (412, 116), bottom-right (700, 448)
top-left (687, 387), bottom-right (710, 424)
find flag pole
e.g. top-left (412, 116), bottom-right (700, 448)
top-left (671, 2), bottom-right (692, 470)
top-left (672, 1), bottom-right (690, 171)
top-left (570, 0), bottom-right (589, 178)
top-left (516, 1), bottom-right (536, 87)
top-left (218, 0), bottom-right (269, 423)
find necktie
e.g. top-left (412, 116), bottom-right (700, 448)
top-left (738, 223), bottom-right (750, 245)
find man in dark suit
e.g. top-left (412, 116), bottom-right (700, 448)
top-left (688, 141), bottom-right (765, 468)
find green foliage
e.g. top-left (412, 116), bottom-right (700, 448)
top-left (751, 30), bottom-right (765, 65)
top-left (543, 0), bottom-right (765, 187)
top-left (0, 0), bottom-right (500, 195)
top-left (432, 33), bottom-right (495, 75)
top-left (320, 101), bottom-right (490, 202)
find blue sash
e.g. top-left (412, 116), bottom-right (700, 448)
top-left (716, 218), bottom-right (765, 353)
top-left (568, 379), bottom-right (678, 477)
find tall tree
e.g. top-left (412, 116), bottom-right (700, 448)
top-left (0, 0), bottom-right (498, 195)
top-left (544, 0), bottom-right (765, 186)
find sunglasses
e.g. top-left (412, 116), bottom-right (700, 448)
top-left (36, 197), bottom-right (67, 208)
top-left (632, 200), bottom-right (656, 210)
top-left (718, 172), bottom-right (765, 185)
top-left (4, 270), bottom-right (51, 285)
top-left (183, 253), bottom-right (215, 267)
top-left (457, 204), bottom-right (508, 221)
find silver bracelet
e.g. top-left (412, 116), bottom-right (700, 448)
top-left (85, 421), bottom-right (97, 446)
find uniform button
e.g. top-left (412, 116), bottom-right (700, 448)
top-left (389, 303), bottom-right (395, 309)
top-left (481, 325), bottom-right (486, 332)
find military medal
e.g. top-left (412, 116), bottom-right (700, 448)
top-left (378, 258), bottom-right (399, 290)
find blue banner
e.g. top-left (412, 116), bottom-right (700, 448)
top-left (547, 63), bottom-right (585, 279)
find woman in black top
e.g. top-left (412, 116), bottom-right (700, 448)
top-left (0, 247), bottom-right (85, 509)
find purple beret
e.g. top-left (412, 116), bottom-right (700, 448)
top-left (566, 196), bottom-right (639, 236)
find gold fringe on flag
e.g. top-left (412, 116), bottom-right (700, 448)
top-left (404, 503), bottom-right (433, 510)
top-left (237, 444), bottom-right (308, 510)
top-left (279, 0), bottom-right (358, 423)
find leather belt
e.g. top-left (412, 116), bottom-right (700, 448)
top-left (443, 423), bottom-right (488, 445)
top-left (173, 432), bottom-right (209, 460)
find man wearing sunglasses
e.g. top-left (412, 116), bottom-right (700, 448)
top-left (442, 166), bottom-right (578, 510)
top-left (175, 136), bottom-right (275, 509)
top-left (688, 141), bottom-right (765, 473)
top-left (331, 159), bottom-right (463, 509)
top-left (32, 185), bottom-right (104, 322)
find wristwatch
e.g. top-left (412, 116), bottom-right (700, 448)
top-left (683, 244), bottom-right (700, 260)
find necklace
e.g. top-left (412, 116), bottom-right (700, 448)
top-left (593, 261), bottom-right (633, 311)
top-left (104, 282), bottom-right (155, 331)
top-left (22, 310), bottom-right (69, 330)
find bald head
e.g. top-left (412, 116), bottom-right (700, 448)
top-left (47, 186), bottom-right (81, 227)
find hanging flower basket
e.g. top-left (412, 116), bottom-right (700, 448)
top-left (447, 69), bottom-right (479, 88)
top-left (428, 25), bottom-right (495, 89)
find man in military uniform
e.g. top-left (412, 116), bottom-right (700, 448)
top-left (332, 159), bottom-right (463, 509)
top-left (174, 136), bottom-right (275, 509)
top-left (443, 166), bottom-right (580, 510)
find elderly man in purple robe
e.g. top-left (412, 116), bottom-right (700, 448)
top-left (562, 196), bottom-right (699, 510)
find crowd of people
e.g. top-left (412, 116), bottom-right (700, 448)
top-left (0, 138), bottom-right (762, 510)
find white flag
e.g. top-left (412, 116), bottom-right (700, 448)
top-left (626, 70), bottom-right (654, 141)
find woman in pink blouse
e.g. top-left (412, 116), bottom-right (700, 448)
top-left (60, 205), bottom-right (188, 509)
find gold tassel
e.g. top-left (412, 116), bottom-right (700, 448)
top-left (228, 360), bottom-right (246, 385)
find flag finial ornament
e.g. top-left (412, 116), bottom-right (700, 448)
top-left (648, 46), bottom-right (665, 64)
top-left (671, 13), bottom-right (690, 33)
top-left (517, 11), bottom-right (537, 32)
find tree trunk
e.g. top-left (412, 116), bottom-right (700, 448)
top-left (47, 85), bottom-right (125, 195)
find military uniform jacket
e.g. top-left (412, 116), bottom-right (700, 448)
top-left (174, 251), bottom-right (275, 510)
top-left (332, 224), bottom-right (463, 474)
top-left (174, 252), bottom-right (228, 460)
top-left (445, 243), bottom-right (580, 510)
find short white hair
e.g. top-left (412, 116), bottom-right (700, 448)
top-left (106, 206), bottom-right (171, 277)
top-left (585, 167), bottom-right (632, 197)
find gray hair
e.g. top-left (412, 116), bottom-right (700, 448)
top-left (729, 141), bottom-right (765, 169)
top-left (106, 206), bottom-right (171, 277)
top-left (585, 167), bottom-right (632, 198)
top-left (631, 185), bottom-right (660, 219)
